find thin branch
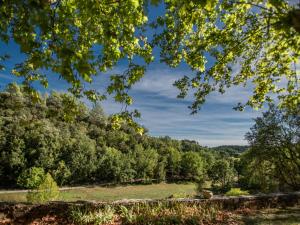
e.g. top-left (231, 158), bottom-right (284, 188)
top-left (232, 1), bottom-right (280, 15)
top-left (294, 61), bottom-right (299, 89)
top-left (50, 0), bottom-right (61, 44)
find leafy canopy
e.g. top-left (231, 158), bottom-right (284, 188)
top-left (243, 104), bottom-right (300, 191)
top-left (0, 84), bottom-right (214, 187)
top-left (0, 0), bottom-right (299, 119)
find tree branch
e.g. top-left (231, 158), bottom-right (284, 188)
top-left (231, 1), bottom-right (280, 15)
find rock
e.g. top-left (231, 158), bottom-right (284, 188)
top-left (202, 190), bottom-right (213, 199)
top-left (168, 194), bottom-right (175, 199)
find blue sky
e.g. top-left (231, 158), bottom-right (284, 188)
top-left (0, 3), bottom-right (269, 147)
top-left (0, 55), bottom-right (263, 147)
top-left (99, 64), bottom-right (262, 147)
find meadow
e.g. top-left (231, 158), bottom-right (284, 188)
top-left (1, 183), bottom-right (299, 224)
top-left (0, 183), bottom-right (197, 202)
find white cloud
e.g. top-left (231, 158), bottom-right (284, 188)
top-left (36, 64), bottom-right (263, 147)
top-left (133, 68), bottom-right (183, 98)
top-left (86, 64), bottom-right (264, 147)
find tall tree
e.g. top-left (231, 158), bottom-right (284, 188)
top-left (244, 105), bottom-right (300, 191)
top-left (181, 151), bottom-right (204, 181)
top-left (208, 159), bottom-right (236, 190)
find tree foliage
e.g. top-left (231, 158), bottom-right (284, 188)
top-left (208, 159), bottom-right (236, 190)
top-left (242, 105), bottom-right (300, 191)
top-left (17, 167), bottom-right (46, 189)
top-left (0, 84), bottom-right (215, 187)
top-left (181, 151), bottom-right (204, 181)
top-left (26, 173), bottom-right (59, 203)
top-left (159, 0), bottom-right (300, 112)
top-left (1, 84), bottom-right (297, 194)
top-left (0, 0), bottom-right (299, 117)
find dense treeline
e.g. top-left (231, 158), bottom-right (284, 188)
top-left (0, 84), bottom-right (224, 188)
top-left (212, 146), bottom-right (248, 157)
top-left (1, 84), bottom-right (299, 194)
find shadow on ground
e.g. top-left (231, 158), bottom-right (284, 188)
top-left (241, 207), bottom-right (300, 225)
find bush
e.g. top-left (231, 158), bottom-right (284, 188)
top-left (69, 206), bottom-right (115, 225)
top-left (26, 173), bottom-right (59, 203)
top-left (118, 205), bottom-right (136, 224)
top-left (17, 167), bottom-right (46, 189)
top-left (52, 161), bottom-right (71, 186)
top-left (67, 202), bottom-right (225, 225)
top-left (225, 188), bottom-right (249, 196)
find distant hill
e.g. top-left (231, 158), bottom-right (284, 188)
top-left (211, 145), bottom-right (249, 157)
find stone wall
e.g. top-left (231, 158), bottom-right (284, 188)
top-left (0, 192), bottom-right (299, 224)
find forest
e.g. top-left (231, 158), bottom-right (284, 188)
top-left (1, 84), bottom-right (299, 194)
top-left (0, 0), bottom-right (300, 224)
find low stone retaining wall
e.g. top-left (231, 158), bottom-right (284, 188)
top-left (109, 192), bottom-right (300, 210)
top-left (0, 192), bottom-right (299, 224)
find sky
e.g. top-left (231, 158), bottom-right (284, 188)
top-left (99, 64), bottom-right (262, 147)
top-left (0, 3), bottom-right (271, 147)
top-left (0, 52), bottom-right (263, 147)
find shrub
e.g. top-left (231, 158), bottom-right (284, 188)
top-left (52, 161), bottom-right (71, 186)
top-left (118, 205), bottom-right (136, 223)
top-left (68, 202), bottom-right (224, 225)
top-left (17, 167), bottom-right (45, 189)
top-left (69, 206), bottom-right (115, 225)
top-left (26, 173), bottom-right (59, 203)
top-left (225, 188), bottom-right (249, 196)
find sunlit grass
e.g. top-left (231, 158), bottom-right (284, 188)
top-left (0, 193), bottom-right (27, 202)
top-left (0, 183), bottom-right (197, 202)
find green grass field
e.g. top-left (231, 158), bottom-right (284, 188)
top-left (0, 183), bottom-right (197, 202)
top-left (1, 184), bottom-right (299, 224)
